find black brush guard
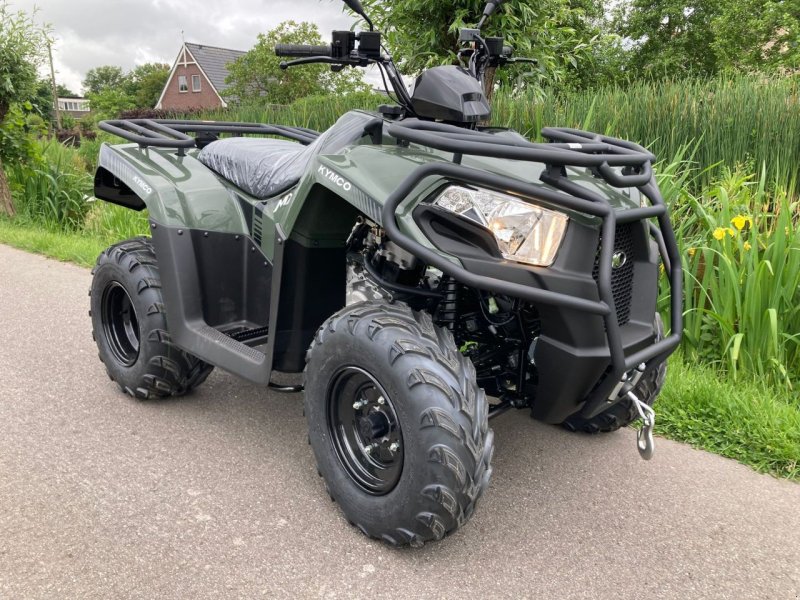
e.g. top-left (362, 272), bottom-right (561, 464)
top-left (382, 120), bottom-right (682, 418)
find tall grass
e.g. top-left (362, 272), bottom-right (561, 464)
top-left (201, 91), bottom-right (384, 133)
top-left (82, 202), bottom-right (149, 243)
top-left (8, 140), bottom-right (93, 231)
top-left (7, 138), bottom-right (148, 241)
top-left (660, 166), bottom-right (800, 388)
top-left (493, 75), bottom-right (800, 189)
top-left (212, 76), bottom-right (800, 190)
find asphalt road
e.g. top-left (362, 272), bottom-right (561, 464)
top-left (1, 243), bottom-right (798, 600)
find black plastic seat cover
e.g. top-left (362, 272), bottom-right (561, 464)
top-left (198, 111), bottom-right (379, 199)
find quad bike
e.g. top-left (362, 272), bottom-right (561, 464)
top-left (89, 0), bottom-right (682, 546)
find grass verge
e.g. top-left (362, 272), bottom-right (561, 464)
top-left (0, 218), bottom-right (796, 480)
top-left (0, 217), bottom-right (105, 267)
top-left (659, 353), bottom-right (799, 479)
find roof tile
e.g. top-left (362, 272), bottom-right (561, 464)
top-left (185, 42), bottom-right (246, 93)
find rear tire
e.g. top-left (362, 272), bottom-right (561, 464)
top-left (304, 302), bottom-right (493, 547)
top-left (562, 314), bottom-right (667, 434)
top-left (90, 237), bottom-right (213, 400)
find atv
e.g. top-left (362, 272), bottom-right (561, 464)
top-left (89, 0), bottom-right (682, 546)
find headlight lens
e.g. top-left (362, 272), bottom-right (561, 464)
top-left (433, 185), bottom-right (569, 267)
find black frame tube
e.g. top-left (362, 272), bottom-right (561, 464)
top-left (389, 121), bottom-right (656, 187)
top-left (98, 118), bottom-right (321, 149)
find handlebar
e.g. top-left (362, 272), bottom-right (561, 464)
top-left (274, 43), bottom-right (332, 58)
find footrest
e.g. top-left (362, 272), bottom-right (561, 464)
top-left (230, 326), bottom-right (270, 343)
top-left (187, 324), bottom-right (270, 384)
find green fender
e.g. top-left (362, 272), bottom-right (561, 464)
top-left (95, 143), bottom-right (249, 234)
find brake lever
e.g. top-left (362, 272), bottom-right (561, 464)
top-left (279, 56), bottom-right (371, 70)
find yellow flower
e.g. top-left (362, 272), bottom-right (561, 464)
top-left (743, 241), bottom-right (752, 251)
top-left (688, 247), bottom-right (696, 256)
top-left (713, 227), bottom-right (736, 240)
top-left (731, 215), bottom-right (752, 231)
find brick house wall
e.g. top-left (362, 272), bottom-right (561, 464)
top-left (159, 63), bottom-right (224, 111)
top-left (156, 43), bottom-right (245, 111)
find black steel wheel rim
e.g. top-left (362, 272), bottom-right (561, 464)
top-left (101, 281), bottom-right (140, 367)
top-left (327, 366), bottom-right (403, 495)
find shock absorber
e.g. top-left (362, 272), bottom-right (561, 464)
top-left (438, 277), bottom-right (459, 331)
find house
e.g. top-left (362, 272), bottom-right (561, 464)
top-left (155, 42), bottom-right (246, 111)
top-left (57, 97), bottom-right (91, 119)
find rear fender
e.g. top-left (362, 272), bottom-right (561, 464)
top-left (93, 143), bottom-right (248, 234)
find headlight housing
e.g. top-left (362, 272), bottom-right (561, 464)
top-left (433, 185), bottom-right (569, 267)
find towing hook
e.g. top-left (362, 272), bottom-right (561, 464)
top-left (637, 421), bottom-right (655, 460)
top-left (627, 390), bottom-right (656, 460)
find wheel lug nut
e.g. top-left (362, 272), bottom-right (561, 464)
top-left (364, 443), bottom-right (379, 455)
top-left (389, 442), bottom-right (400, 454)
top-left (377, 396), bottom-right (385, 405)
top-left (353, 400), bottom-right (366, 410)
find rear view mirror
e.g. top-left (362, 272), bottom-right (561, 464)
top-left (342, 0), bottom-right (374, 30)
top-left (478, 0), bottom-right (506, 28)
top-left (343, 0), bottom-right (366, 14)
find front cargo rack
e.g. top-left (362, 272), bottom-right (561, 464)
top-left (382, 119), bottom-right (682, 418)
top-left (98, 118), bottom-right (320, 153)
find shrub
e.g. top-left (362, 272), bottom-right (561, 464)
top-left (8, 139), bottom-right (92, 230)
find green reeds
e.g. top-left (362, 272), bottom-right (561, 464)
top-left (661, 165), bottom-right (800, 388)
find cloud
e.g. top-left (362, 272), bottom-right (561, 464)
top-left (19, 0), bottom-right (357, 93)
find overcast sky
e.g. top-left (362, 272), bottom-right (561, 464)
top-left (14, 0), bottom-right (359, 94)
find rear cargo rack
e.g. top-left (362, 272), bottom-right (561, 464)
top-left (98, 118), bottom-right (320, 153)
top-left (383, 119), bottom-right (682, 417)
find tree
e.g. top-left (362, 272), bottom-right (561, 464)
top-left (125, 63), bottom-right (170, 108)
top-left (82, 65), bottom-right (128, 95)
top-left (612, 0), bottom-right (722, 77)
top-left (613, 0), bottom-right (799, 77)
top-left (712, 0), bottom-right (800, 71)
top-left (225, 21), bottom-right (367, 105)
top-left (358, 0), bottom-right (608, 99)
top-left (30, 81), bottom-right (78, 122)
top-left (54, 84), bottom-right (77, 97)
top-left (80, 63), bottom-right (169, 109)
top-left (86, 88), bottom-right (136, 120)
top-left (0, 2), bottom-right (48, 215)
top-left (31, 80), bottom-right (56, 121)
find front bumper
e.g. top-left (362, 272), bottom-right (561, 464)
top-left (381, 134), bottom-right (683, 424)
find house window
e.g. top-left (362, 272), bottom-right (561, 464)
top-left (178, 75), bottom-right (188, 92)
top-left (192, 75), bottom-right (201, 92)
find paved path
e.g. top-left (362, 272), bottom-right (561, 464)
top-left (0, 243), bottom-right (798, 599)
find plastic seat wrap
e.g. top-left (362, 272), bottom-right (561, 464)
top-left (198, 111), bottom-right (380, 199)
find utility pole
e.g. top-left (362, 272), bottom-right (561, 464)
top-left (47, 41), bottom-right (62, 131)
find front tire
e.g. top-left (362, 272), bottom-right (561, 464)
top-left (90, 237), bottom-right (213, 400)
top-left (304, 302), bottom-right (494, 547)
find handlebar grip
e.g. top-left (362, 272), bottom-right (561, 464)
top-left (274, 44), bottom-right (332, 58)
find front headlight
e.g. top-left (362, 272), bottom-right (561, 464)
top-left (433, 185), bottom-right (569, 267)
